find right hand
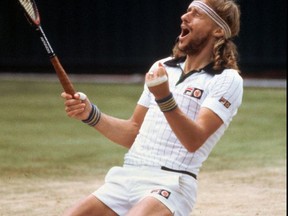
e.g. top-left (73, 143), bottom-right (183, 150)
top-left (61, 92), bottom-right (92, 121)
top-left (145, 62), bottom-right (170, 100)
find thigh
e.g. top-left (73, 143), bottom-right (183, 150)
top-left (126, 196), bottom-right (172, 216)
top-left (62, 194), bottom-right (118, 216)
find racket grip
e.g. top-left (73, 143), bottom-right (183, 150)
top-left (50, 56), bottom-right (76, 96)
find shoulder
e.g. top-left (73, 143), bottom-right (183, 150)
top-left (222, 69), bottom-right (243, 79)
top-left (160, 56), bottom-right (174, 63)
top-left (214, 69), bottom-right (243, 85)
top-left (154, 56), bottom-right (174, 66)
top-left (207, 69), bottom-right (243, 97)
top-left (152, 56), bottom-right (186, 67)
top-left (148, 57), bottom-right (172, 70)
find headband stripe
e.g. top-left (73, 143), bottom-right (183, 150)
top-left (189, 1), bottom-right (231, 38)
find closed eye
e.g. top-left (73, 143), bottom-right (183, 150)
top-left (188, 7), bottom-right (203, 18)
top-left (192, 8), bottom-right (202, 17)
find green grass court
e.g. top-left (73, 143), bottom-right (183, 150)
top-left (0, 80), bottom-right (286, 179)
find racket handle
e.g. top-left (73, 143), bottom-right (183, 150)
top-left (50, 56), bottom-right (76, 96)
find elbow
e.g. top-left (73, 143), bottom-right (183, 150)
top-left (125, 122), bottom-right (141, 148)
top-left (182, 138), bottom-right (206, 153)
top-left (116, 132), bottom-right (138, 149)
top-left (185, 144), bottom-right (202, 153)
top-left (181, 129), bottom-right (212, 152)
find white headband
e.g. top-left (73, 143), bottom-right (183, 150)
top-left (189, 1), bottom-right (231, 39)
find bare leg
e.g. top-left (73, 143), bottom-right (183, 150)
top-left (126, 197), bottom-right (172, 216)
top-left (62, 194), bottom-right (118, 216)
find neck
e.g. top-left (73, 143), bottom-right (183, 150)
top-left (184, 54), bottom-right (212, 74)
top-left (183, 38), bottom-right (215, 73)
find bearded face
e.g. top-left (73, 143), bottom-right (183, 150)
top-left (177, 5), bottom-right (218, 56)
top-left (178, 31), bottom-right (211, 55)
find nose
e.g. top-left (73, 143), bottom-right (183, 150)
top-left (181, 11), bottom-right (190, 23)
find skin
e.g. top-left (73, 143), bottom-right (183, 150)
top-left (61, 1), bottom-right (225, 215)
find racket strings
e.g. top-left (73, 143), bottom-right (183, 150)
top-left (18, 0), bottom-right (38, 21)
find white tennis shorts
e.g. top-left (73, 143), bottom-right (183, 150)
top-left (92, 165), bottom-right (198, 216)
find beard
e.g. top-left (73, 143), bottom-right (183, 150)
top-left (178, 33), bottom-right (210, 55)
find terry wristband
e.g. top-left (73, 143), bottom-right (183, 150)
top-left (82, 104), bottom-right (101, 127)
top-left (155, 93), bottom-right (178, 112)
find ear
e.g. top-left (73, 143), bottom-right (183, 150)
top-left (213, 27), bottom-right (225, 38)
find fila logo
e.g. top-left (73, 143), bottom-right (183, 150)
top-left (184, 87), bottom-right (204, 99)
top-left (151, 189), bottom-right (171, 199)
top-left (219, 97), bottom-right (231, 108)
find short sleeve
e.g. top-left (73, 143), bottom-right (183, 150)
top-left (137, 84), bottom-right (152, 108)
top-left (201, 69), bottom-right (243, 124)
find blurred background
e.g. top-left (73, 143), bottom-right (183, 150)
top-left (0, 0), bottom-right (286, 78)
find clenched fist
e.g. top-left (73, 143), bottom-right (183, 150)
top-left (145, 62), bottom-right (170, 100)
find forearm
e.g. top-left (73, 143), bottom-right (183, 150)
top-left (163, 107), bottom-right (223, 152)
top-left (92, 113), bottom-right (140, 148)
top-left (163, 108), bottom-right (204, 152)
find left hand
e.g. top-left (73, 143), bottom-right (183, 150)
top-left (145, 63), bottom-right (170, 100)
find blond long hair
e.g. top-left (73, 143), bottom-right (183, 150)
top-left (173, 0), bottom-right (241, 72)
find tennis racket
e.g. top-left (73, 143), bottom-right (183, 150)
top-left (17, 0), bottom-right (76, 96)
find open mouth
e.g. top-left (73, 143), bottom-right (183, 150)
top-left (180, 25), bottom-right (190, 38)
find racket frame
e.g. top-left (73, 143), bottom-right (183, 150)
top-left (18, 0), bottom-right (76, 96)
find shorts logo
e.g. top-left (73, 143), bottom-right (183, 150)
top-left (151, 189), bottom-right (171, 199)
top-left (219, 97), bottom-right (231, 108)
top-left (184, 87), bottom-right (203, 99)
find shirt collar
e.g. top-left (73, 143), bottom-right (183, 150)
top-left (164, 56), bottom-right (223, 75)
top-left (164, 56), bottom-right (223, 85)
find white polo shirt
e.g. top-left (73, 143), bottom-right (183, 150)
top-left (124, 56), bottom-right (243, 175)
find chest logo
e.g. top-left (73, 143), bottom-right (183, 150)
top-left (184, 87), bottom-right (204, 99)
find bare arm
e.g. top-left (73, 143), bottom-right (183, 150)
top-left (93, 105), bottom-right (148, 148)
top-left (61, 92), bottom-right (148, 149)
top-left (163, 107), bottom-right (223, 152)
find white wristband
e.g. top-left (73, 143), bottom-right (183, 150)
top-left (146, 75), bottom-right (168, 87)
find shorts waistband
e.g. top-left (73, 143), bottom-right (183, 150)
top-left (161, 166), bottom-right (197, 180)
top-left (123, 164), bottom-right (197, 180)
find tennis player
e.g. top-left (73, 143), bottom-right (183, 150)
top-left (61, 0), bottom-right (243, 215)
